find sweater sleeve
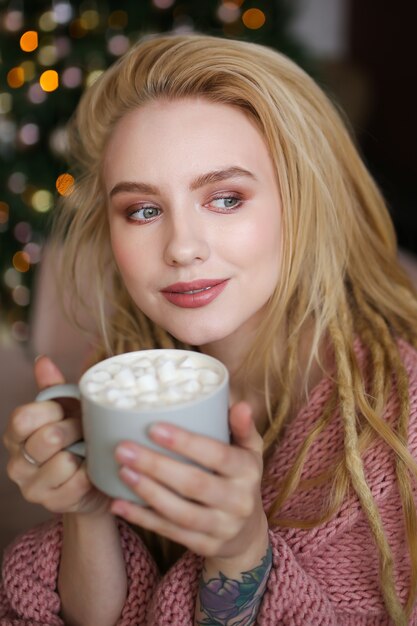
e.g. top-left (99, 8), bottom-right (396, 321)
top-left (0, 517), bottom-right (159, 626)
top-left (146, 530), bottom-right (338, 626)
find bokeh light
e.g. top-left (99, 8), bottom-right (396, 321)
top-left (12, 285), bottom-right (31, 307)
top-left (108, 10), bottom-right (128, 29)
top-left (14, 222), bottom-right (33, 244)
top-left (8, 172), bottom-right (27, 194)
top-left (53, 1), bottom-right (73, 24)
top-left (3, 10), bottom-right (23, 32)
top-left (217, 2), bottom-right (241, 23)
top-left (55, 36), bottom-right (72, 58)
top-left (4, 268), bottom-right (21, 289)
top-left (20, 31), bottom-right (39, 52)
top-left (81, 10), bottom-right (100, 30)
top-left (56, 173), bottom-right (74, 196)
top-left (153, 0), bottom-right (175, 9)
top-left (13, 251), bottom-right (31, 273)
top-left (242, 8), bottom-right (266, 29)
top-left (19, 123), bottom-right (40, 146)
top-left (108, 34), bottom-right (130, 56)
top-left (69, 18), bottom-right (87, 38)
top-left (39, 11), bottom-right (56, 32)
top-left (62, 66), bottom-right (83, 88)
top-left (23, 242), bottom-right (42, 264)
top-left (0, 93), bottom-right (13, 114)
top-left (7, 67), bottom-right (25, 88)
top-left (0, 202), bottom-right (9, 225)
top-left (49, 127), bottom-right (69, 156)
top-left (27, 83), bottom-right (47, 104)
top-left (39, 70), bottom-right (59, 92)
top-left (38, 44), bottom-right (58, 66)
top-left (31, 189), bottom-right (54, 212)
top-left (21, 61), bottom-right (36, 81)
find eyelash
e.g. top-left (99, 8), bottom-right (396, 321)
top-left (126, 193), bottom-right (243, 223)
top-left (208, 194), bottom-right (243, 212)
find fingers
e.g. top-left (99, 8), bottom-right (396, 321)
top-left (111, 497), bottom-right (218, 557)
top-left (22, 460), bottom-right (93, 514)
top-left (116, 468), bottom-right (230, 537)
top-left (22, 416), bottom-right (83, 465)
top-left (229, 401), bottom-right (263, 454)
top-left (135, 402), bottom-right (263, 478)
top-left (115, 443), bottom-right (239, 511)
top-left (4, 400), bottom-right (65, 449)
top-left (34, 355), bottom-right (66, 390)
top-left (22, 452), bottom-right (82, 496)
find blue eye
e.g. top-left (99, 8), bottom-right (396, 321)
top-left (129, 206), bottom-right (161, 221)
top-left (210, 196), bottom-right (241, 211)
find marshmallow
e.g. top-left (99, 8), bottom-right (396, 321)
top-left (136, 373), bottom-right (158, 393)
top-left (114, 368), bottom-right (136, 388)
top-left (85, 351), bottom-right (224, 408)
top-left (198, 368), bottom-right (221, 385)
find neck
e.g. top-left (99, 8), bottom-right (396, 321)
top-left (199, 323), bottom-right (331, 436)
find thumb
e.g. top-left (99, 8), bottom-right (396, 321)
top-left (34, 355), bottom-right (66, 390)
top-left (229, 401), bottom-right (263, 455)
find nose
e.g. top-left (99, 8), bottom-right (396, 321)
top-left (163, 212), bottom-right (210, 267)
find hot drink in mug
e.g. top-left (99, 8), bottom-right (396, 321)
top-left (36, 349), bottom-right (229, 503)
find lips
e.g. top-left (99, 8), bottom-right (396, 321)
top-left (160, 279), bottom-right (228, 308)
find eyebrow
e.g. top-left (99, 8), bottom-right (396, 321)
top-left (109, 166), bottom-right (257, 199)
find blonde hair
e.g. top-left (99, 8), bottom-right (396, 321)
top-left (53, 33), bottom-right (417, 623)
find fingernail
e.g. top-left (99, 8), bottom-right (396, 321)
top-left (115, 446), bottom-right (136, 463)
top-left (34, 354), bottom-right (45, 363)
top-left (120, 467), bottom-right (140, 485)
top-left (148, 424), bottom-right (173, 443)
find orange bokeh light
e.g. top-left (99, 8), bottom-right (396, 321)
top-left (39, 69), bottom-right (59, 92)
top-left (56, 173), bottom-right (75, 196)
top-left (7, 67), bottom-right (24, 88)
top-left (20, 30), bottom-right (39, 52)
top-left (0, 201), bottom-right (9, 224)
top-left (242, 8), bottom-right (266, 29)
top-left (13, 251), bottom-right (31, 273)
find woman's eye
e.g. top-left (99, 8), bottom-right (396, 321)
top-left (129, 206), bottom-right (161, 221)
top-left (210, 196), bottom-right (241, 211)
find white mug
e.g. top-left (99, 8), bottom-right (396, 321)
top-left (36, 349), bottom-right (229, 503)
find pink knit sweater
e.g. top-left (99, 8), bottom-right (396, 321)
top-left (2, 340), bottom-right (417, 625)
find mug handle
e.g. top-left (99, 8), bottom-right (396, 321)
top-left (35, 384), bottom-right (86, 457)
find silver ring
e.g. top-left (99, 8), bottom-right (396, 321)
top-left (21, 443), bottom-right (40, 467)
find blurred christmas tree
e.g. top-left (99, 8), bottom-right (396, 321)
top-left (0, 0), bottom-right (307, 342)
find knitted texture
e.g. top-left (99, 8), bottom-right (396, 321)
top-left (1, 339), bottom-right (417, 625)
top-left (0, 519), bottom-right (158, 626)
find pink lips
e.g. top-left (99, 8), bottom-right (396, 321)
top-left (160, 279), bottom-right (229, 308)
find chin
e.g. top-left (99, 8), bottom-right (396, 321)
top-left (167, 324), bottom-right (232, 348)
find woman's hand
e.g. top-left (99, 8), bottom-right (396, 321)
top-left (3, 355), bottom-right (109, 516)
top-left (111, 401), bottom-right (268, 562)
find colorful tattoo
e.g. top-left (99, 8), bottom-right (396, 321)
top-left (197, 543), bottom-right (272, 626)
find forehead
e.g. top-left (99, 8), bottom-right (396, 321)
top-left (102, 98), bottom-right (275, 184)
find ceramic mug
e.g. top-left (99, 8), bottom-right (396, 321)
top-left (36, 349), bottom-right (229, 503)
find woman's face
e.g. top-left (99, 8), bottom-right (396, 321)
top-left (104, 98), bottom-right (282, 351)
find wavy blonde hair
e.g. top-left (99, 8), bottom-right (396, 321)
top-left (53, 33), bottom-right (417, 623)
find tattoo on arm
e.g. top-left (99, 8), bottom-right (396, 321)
top-left (197, 543), bottom-right (272, 626)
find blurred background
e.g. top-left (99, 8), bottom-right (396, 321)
top-left (0, 0), bottom-right (416, 553)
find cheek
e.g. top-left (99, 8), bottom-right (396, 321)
top-left (110, 232), bottom-right (150, 286)
top-left (230, 214), bottom-right (282, 268)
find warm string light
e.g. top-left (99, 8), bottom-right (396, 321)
top-left (242, 8), bottom-right (266, 29)
top-left (56, 173), bottom-right (74, 196)
top-left (39, 69), bottom-right (59, 92)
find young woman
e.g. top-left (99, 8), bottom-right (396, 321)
top-left (2, 33), bottom-right (417, 626)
